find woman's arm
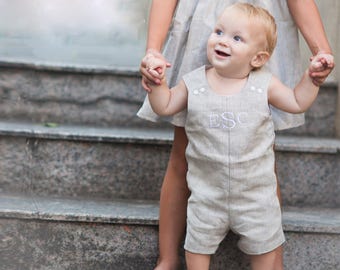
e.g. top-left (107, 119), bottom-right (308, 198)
top-left (140, 0), bottom-right (178, 89)
top-left (147, 0), bottom-right (178, 52)
top-left (287, 0), bottom-right (331, 55)
top-left (287, 0), bottom-right (334, 85)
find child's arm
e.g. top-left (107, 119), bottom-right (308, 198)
top-left (147, 78), bottom-right (188, 117)
top-left (145, 55), bottom-right (187, 115)
top-left (268, 53), bottom-right (333, 113)
top-left (287, 0), bottom-right (334, 85)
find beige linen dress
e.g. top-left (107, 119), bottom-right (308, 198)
top-left (137, 0), bottom-right (304, 130)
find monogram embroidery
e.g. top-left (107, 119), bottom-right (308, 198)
top-left (209, 112), bottom-right (249, 129)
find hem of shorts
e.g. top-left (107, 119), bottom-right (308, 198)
top-left (184, 245), bottom-right (217, 255)
top-left (170, 119), bottom-right (185, 127)
top-left (238, 237), bottom-right (286, 256)
top-left (136, 112), bottom-right (158, 123)
top-left (136, 112), bottom-right (185, 127)
top-left (274, 118), bottom-right (305, 131)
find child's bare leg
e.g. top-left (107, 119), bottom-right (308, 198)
top-left (185, 251), bottom-right (211, 270)
top-left (250, 181), bottom-right (283, 270)
top-left (155, 126), bottom-right (190, 270)
top-left (250, 246), bottom-right (283, 270)
top-left (249, 155), bottom-right (283, 270)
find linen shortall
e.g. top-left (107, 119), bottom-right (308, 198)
top-left (137, 0), bottom-right (304, 130)
top-left (182, 66), bottom-right (285, 255)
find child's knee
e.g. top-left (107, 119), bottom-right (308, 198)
top-left (250, 246), bottom-right (283, 270)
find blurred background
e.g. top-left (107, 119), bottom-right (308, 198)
top-left (0, 0), bottom-right (337, 73)
top-left (0, 0), bottom-right (338, 128)
top-left (0, 0), bottom-right (150, 69)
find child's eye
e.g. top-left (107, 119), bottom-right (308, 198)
top-left (215, 29), bottom-right (223, 36)
top-left (233, 35), bottom-right (242, 41)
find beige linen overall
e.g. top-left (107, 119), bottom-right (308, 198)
top-left (182, 66), bottom-right (284, 255)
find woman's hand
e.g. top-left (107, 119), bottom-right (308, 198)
top-left (140, 49), bottom-right (171, 92)
top-left (309, 51), bottom-right (335, 86)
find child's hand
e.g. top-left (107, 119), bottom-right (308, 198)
top-left (145, 54), bottom-right (167, 78)
top-left (140, 49), bottom-right (171, 92)
top-left (309, 52), bottom-right (334, 86)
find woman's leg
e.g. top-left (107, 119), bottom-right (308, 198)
top-left (275, 157), bottom-right (282, 205)
top-left (155, 126), bottom-right (190, 270)
top-left (273, 157), bottom-right (284, 267)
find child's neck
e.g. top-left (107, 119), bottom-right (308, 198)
top-left (207, 67), bottom-right (249, 96)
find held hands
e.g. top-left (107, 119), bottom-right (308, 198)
top-left (140, 49), bottom-right (171, 92)
top-left (309, 52), bottom-right (335, 86)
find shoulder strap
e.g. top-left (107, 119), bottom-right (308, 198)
top-left (248, 68), bottom-right (273, 93)
top-left (182, 65), bottom-right (207, 92)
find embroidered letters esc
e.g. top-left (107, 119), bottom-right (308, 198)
top-left (209, 112), bottom-right (248, 129)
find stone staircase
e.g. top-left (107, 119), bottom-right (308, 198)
top-left (0, 63), bottom-right (339, 270)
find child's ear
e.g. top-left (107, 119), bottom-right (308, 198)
top-left (251, 51), bottom-right (270, 68)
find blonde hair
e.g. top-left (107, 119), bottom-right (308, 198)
top-left (229, 3), bottom-right (277, 55)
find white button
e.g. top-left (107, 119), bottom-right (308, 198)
top-left (250, 86), bottom-right (256, 91)
top-left (199, 87), bottom-right (205, 92)
top-left (193, 90), bottom-right (199, 95)
top-left (257, 88), bottom-right (263, 93)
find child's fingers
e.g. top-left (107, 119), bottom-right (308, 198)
top-left (146, 61), bottom-right (166, 78)
top-left (139, 50), bottom-right (170, 87)
top-left (319, 57), bottom-right (332, 67)
top-left (311, 68), bottom-right (332, 76)
top-left (311, 61), bottom-right (323, 69)
top-left (309, 69), bottom-right (332, 83)
top-left (315, 54), bottom-right (334, 67)
top-left (155, 67), bottom-right (163, 75)
top-left (148, 68), bottom-right (161, 77)
top-left (310, 72), bottom-right (328, 86)
top-left (146, 66), bottom-right (164, 80)
top-left (309, 53), bottom-right (334, 86)
top-left (140, 65), bottom-right (161, 85)
top-left (140, 64), bottom-right (153, 80)
top-left (140, 58), bottom-right (165, 81)
top-left (310, 55), bottom-right (334, 73)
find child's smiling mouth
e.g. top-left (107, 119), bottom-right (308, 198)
top-left (215, 50), bottom-right (230, 57)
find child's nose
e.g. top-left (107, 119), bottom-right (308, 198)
top-left (218, 38), bottom-right (230, 47)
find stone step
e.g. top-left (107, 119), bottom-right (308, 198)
top-left (0, 194), bottom-right (339, 270)
top-left (0, 121), bottom-right (339, 207)
top-left (0, 122), bottom-right (171, 202)
top-left (0, 63), bottom-right (338, 136)
top-left (0, 63), bottom-right (159, 129)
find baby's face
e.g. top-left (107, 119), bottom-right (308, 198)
top-left (207, 7), bottom-right (268, 77)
